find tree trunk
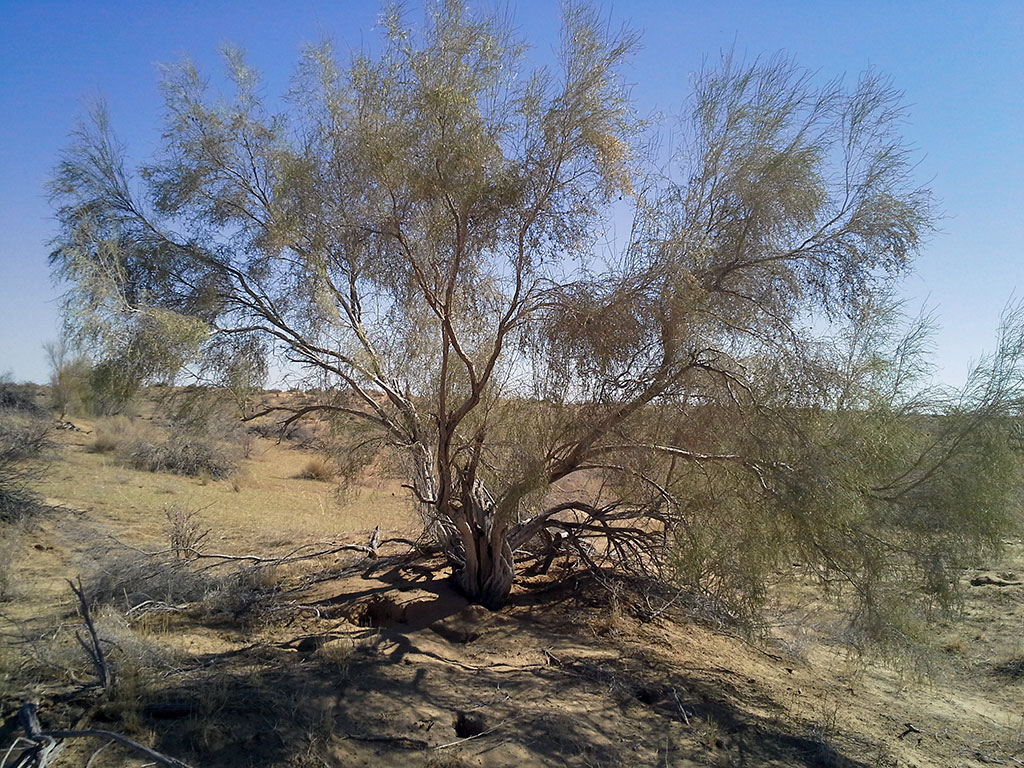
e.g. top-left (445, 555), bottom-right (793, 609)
top-left (447, 497), bottom-right (515, 609)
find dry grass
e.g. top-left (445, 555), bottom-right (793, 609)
top-left (0, 526), bottom-right (20, 601)
top-left (120, 431), bottom-right (239, 479)
top-left (34, 419), bottom-right (415, 555)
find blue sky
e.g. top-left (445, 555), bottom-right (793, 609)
top-left (0, 0), bottom-right (1020, 387)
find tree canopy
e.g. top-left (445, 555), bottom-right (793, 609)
top-left (50, 1), bottom-right (1022, 633)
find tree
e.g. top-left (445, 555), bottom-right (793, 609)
top-left (44, 334), bottom-right (92, 419)
top-left (49, 2), bottom-right (1021, 622)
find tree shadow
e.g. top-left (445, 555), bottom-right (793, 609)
top-left (134, 580), bottom-right (879, 768)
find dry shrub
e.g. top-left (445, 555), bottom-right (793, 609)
top-left (0, 411), bottom-right (52, 522)
top-left (86, 548), bottom-right (277, 625)
top-left (0, 530), bottom-right (19, 602)
top-left (89, 551), bottom-right (219, 608)
top-left (119, 429), bottom-right (238, 479)
top-left (165, 502), bottom-right (210, 558)
top-left (0, 382), bottom-right (45, 415)
top-left (993, 656), bottom-right (1024, 680)
top-left (88, 430), bottom-right (120, 454)
top-left (86, 415), bottom-right (133, 454)
top-left (298, 455), bottom-right (336, 482)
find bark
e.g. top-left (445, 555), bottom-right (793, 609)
top-left (446, 497), bottom-right (515, 609)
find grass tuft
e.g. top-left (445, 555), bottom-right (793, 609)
top-left (298, 456), bottom-right (336, 482)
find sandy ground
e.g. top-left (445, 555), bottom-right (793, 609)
top-left (1, 415), bottom-right (1021, 767)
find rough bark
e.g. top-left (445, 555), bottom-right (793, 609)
top-left (445, 496), bottom-right (515, 609)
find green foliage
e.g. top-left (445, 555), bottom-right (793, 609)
top-left (45, 336), bottom-right (92, 418)
top-left (86, 356), bottom-right (143, 415)
top-left (50, 357), bottom-right (92, 418)
top-left (664, 306), bottom-right (1024, 641)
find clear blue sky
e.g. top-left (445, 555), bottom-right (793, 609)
top-left (1, 0), bottom-right (1020, 387)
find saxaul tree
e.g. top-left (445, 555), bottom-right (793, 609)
top-left (50, 1), bottom-right (1021, 622)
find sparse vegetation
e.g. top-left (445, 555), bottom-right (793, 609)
top-left (165, 502), bottom-right (211, 558)
top-left (0, 398), bottom-right (52, 522)
top-left (118, 427), bottom-right (238, 479)
top-left (88, 426), bottom-right (121, 453)
top-left (0, 391), bottom-right (1019, 768)
top-left (45, 335), bottom-right (92, 419)
top-left (0, 528), bottom-right (19, 601)
top-left (0, 380), bottom-right (45, 415)
top-left (14, 2), bottom-right (1024, 765)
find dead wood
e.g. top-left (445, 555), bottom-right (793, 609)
top-left (110, 527), bottom-right (398, 570)
top-left (12, 702), bottom-right (196, 768)
top-left (67, 577), bottom-right (112, 692)
top-left (970, 575), bottom-right (1022, 587)
top-left (339, 731), bottom-right (429, 750)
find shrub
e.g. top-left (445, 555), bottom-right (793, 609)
top-left (45, 338), bottom-right (92, 419)
top-left (88, 429), bottom-right (120, 454)
top-left (165, 502), bottom-right (211, 558)
top-left (119, 430), bottom-right (238, 479)
top-left (298, 456), bottom-right (336, 482)
top-left (0, 530), bottom-right (18, 601)
top-left (0, 381), bottom-right (45, 415)
top-left (0, 413), bottom-right (52, 522)
top-left (84, 357), bottom-right (144, 416)
top-left (85, 548), bottom-right (275, 624)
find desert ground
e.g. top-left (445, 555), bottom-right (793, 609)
top-left (1, 390), bottom-right (1022, 767)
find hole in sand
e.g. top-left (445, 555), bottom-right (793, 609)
top-left (349, 595), bottom-right (406, 627)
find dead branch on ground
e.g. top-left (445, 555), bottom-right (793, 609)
top-left (108, 527), bottom-right (403, 570)
top-left (8, 702), bottom-right (195, 768)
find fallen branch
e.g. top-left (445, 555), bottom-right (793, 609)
top-left (109, 529), bottom-right (399, 570)
top-left (125, 600), bottom-right (188, 617)
top-left (14, 703), bottom-right (195, 768)
top-left (339, 732), bottom-right (429, 750)
top-left (970, 575), bottom-right (1022, 587)
top-left (898, 722), bottom-right (923, 739)
top-left (84, 739), bottom-right (114, 768)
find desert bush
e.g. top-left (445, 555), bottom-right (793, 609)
top-left (165, 502), bottom-right (211, 558)
top-left (0, 412), bottom-right (52, 522)
top-left (46, 0), bottom-right (1023, 637)
top-left (298, 456), bottom-right (336, 482)
top-left (44, 337), bottom-right (92, 418)
top-left (88, 429), bottom-right (120, 453)
top-left (0, 530), bottom-right (19, 601)
top-left (119, 428), bottom-right (238, 479)
top-left (89, 551), bottom-right (215, 608)
top-left (0, 381), bottom-right (45, 415)
top-left (88, 415), bottom-right (139, 453)
top-left (85, 357), bottom-right (143, 416)
top-left (86, 549), bottom-right (275, 626)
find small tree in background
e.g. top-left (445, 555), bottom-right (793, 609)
top-left (44, 334), bottom-right (92, 419)
top-left (49, 1), bottom-right (1021, 629)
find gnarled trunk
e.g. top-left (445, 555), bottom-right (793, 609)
top-left (444, 496), bottom-right (515, 609)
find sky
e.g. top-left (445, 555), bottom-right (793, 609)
top-left (0, 0), bottom-right (1020, 387)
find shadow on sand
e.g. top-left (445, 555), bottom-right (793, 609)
top-left (126, 560), bottom-right (874, 767)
